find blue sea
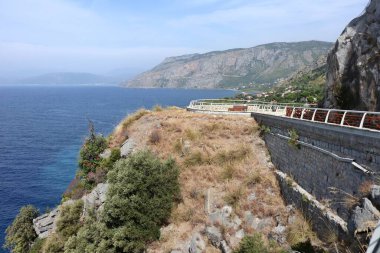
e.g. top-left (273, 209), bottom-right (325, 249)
top-left (0, 86), bottom-right (235, 252)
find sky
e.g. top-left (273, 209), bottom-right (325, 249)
top-left (0, 0), bottom-right (369, 79)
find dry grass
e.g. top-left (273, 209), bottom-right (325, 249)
top-left (109, 109), bottom-right (150, 147)
top-left (117, 108), bottom-right (291, 252)
top-left (286, 216), bottom-right (317, 246)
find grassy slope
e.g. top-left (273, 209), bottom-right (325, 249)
top-left (110, 108), bottom-right (313, 252)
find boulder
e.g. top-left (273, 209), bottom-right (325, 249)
top-left (348, 198), bottom-right (380, 234)
top-left (370, 185), bottom-right (380, 207)
top-left (189, 233), bottom-right (206, 253)
top-left (220, 240), bottom-right (232, 253)
top-left (99, 148), bottom-right (111, 159)
top-left (33, 208), bottom-right (59, 238)
top-left (120, 138), bottom-right (134, 157)
top-left (205, 226), bottom-right (223, 247)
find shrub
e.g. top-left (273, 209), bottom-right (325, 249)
top-left (221, 165), bottom-right (235, 180)
top-left (56, 200), bottom-right (84, 238)
top-left (224, 187), bottom-right (243, 207)
top-left (234, 234), bottom-right (286, 253)
top-left (78, 122), bottom-right (107, 175)
top-left (152, 105), bottom-right (163, 112)
top-left (29, 238), bottom-right (45, 253)
top-left (234, 234), bottom-right (269, 253)
top-left (149, 130), bottom-right (161, 144)
top-left (43, 234), bottom-right (64, 253)
top-left (4, 205), bottom-right (39, 253)
top-left (288, 129), bottom-right (300, 149)
top-left (63, 218), bottom-right (113, 253)
top-left (214, 146), bottom-right (251, 165)
top-left (106, 151), bottom-right (180, 252)
top-left (184, 151), bottom-right (205, 167)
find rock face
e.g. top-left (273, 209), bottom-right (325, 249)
top-left (324, 0), bottom-right (380, 111)
top-left (125, 41), bottom-right (332, 89)
top-left (33, 183), bottom-right (109, 238)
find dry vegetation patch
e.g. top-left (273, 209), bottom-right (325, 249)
top-left (110, 108), bottom-right (302, 252)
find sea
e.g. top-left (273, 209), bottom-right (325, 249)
top-left (0, 86), bottom-right (235, 252)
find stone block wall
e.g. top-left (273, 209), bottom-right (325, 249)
top-left (252, 113), bottom-right (380, 223)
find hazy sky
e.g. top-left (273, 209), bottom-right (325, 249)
top-left (0, 0), bottom-right (369, 78)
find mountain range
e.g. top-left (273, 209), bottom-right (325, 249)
top-left (124, 40), bottom-right (334, 89)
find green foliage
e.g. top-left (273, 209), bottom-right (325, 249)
top-left (4, 205), bottom-right (39, 253)
top-left (64, 218), bottom-right (113, 253)
top-left (234, 234), bottom-right (286, 253)
top-left (261, 65), bottom-right (326, 104)
top-left (56, 200), bottom-right (84, 238)
top-left (29, 238), bottom-right (45, 253)
top-left (234, 234), bottom-right (270, 253)
top-left (78, 123), bottom-right (107, 175)
top-left (288, 129), bottom-right (300, 149)
top-left (100, 148), bottom-right (121, 172)
top-left (66, 151), bottom-right (180, 253)
top-left (259, 125), bottom-right (271, 137)
top-left (43, 234), bottom-right (65, 253)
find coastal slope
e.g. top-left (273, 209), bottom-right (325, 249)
top-left (124, 41), bottom-right (333, 89)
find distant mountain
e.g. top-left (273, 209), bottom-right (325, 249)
top-left (12, 72), bottom-right (116, 85)
top-left (124, 41), bottom-right (334, 89)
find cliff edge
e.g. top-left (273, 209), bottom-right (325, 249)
top-left (324, 0), bottom-right (380, 111)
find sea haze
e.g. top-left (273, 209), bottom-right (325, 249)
top-left (0, 86), bottom-right (235, 252)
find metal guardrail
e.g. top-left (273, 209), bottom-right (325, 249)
top-left (187, 99), bottom-right (380, 132)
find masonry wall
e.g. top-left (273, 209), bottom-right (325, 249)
top-left (252, 113), bottom-right (380, 221)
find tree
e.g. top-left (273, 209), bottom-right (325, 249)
top-left (4, 205), bottom-right (39, 253)
top-left (78, 121), bottom-right (107, 175)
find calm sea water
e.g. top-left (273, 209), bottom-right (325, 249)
top-left (0, 86), bottom-right (235, 251)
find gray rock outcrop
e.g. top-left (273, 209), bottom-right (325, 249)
top-left (120, 138), bottom-right (134, 157)
top-left (125, 41), bottom-right (332, 89)
top-left (33, 183), bottom-right (109, 238)
top-left (348, 198), bottom-right (380, 234)
top-left (324, 0), bottom-right (380, 111)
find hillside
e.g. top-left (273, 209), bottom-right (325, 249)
top-left (7, 108), bottom-right (331, 253)
top-left (125, 41), bottom-right (333, 89)
top-left (258, 60), bottom-right (327, 104)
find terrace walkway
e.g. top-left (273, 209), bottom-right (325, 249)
top-left (187, 99), bottom-right (380, 132)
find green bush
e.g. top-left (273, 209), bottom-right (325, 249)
top-left (43, 234), bottom-right (64, 253)
top-left (66, 151), bottom-right (180, 253)
top-left (64, 218), bottom-right (113, 253)
top-left (56, 200), bottom-right (84, 238)
top-left (234, 234), bottom-right (270, 253)
top-left (78, 122), bottom-right (107, 175)
top-left (29, 238), bottom-right (45, 253)
top-left (4, 205), bottom-right (39, 253)
top-left (234, 234), bottom-right (286, 253)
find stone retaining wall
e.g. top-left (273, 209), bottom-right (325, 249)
top-left (252, 112), bottom-right (380, 239)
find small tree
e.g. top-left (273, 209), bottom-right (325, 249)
top-left (78, 121), bottom-right (107, 175)
top-left (4, 205), bottom-right (39, 253)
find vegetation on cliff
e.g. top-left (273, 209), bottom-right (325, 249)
top-left (4, 205), bottom-right (39, 253)
top-left (6, 108), bottom-right (320, 253)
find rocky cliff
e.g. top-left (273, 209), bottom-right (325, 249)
top-left (125, 41), bottom-right (333, 89)
top-left (324, 0), bottom-right (380, 111)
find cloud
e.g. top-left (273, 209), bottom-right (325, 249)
top-left (0, 0), bottom-right (370, 78)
